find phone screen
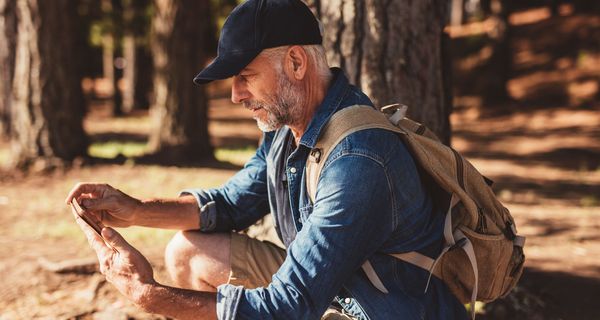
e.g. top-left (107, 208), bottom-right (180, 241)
top-left (71, 198), bottom-right (105, 236)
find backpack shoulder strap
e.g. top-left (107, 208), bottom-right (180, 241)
top-left (305, 105), bottom-right (404, 203)
top-left (305, 104), bottom-right (406, 294)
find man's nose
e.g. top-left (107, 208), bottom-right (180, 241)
top-left (231, 77), bottom-right (250, 104)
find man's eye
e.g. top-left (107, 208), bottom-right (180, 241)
top-left (240, 74), bottom-right (254, 81)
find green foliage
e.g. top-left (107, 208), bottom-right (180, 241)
top-left (465, 301), bottom-right (486, 315)
top-left (89, 23), bottom-right (104, 47)
top-left (580, 195), bottom-right (598, 208)
top-left (88, 141), bottom-right (148, 158)
top-left (83, 0), bottom-right (153, 49)
top-left (577, 50), bottom-right (590, 68)
top-left (89, 140), bottom-right (256, 166)
top-left (211, 0), bottom-right (243, 40)
top-left (215, 145), bottom-right (257, 166)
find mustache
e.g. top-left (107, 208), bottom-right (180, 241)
top-left (243, 100), bottom-right (268, 111)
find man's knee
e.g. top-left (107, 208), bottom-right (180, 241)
top-left (164, 231), bottom-right (231, 289)
top-left (165, 231), bottom-right (221, 273)
top-left (165, 231), bottom-right (194, 270)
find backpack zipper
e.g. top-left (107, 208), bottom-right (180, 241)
top-left (477, 206), bottom-right (488, 233)
top-left (451, 149), bottom-right (465, 189)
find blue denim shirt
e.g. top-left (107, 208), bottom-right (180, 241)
top-left (183, 69), bottom-right (467, 319)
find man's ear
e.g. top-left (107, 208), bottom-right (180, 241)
top-left (285, 46), bottom-right (308, 80)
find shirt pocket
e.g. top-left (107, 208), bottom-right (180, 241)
top-left (298, 204), bottom-right (313, 224)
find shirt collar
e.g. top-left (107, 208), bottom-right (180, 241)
top-left (299, 68), bottom-right (351, 149)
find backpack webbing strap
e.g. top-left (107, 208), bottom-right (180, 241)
top-left (361, 260), bottom-right (389, 294)
top-left (455, 229), bottom-right (479, 320)
top-left (514, 235), bottom-right (526, 247)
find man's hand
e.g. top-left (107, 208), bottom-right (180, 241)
top-left (71, 205), bottom-right (218, 319)
top-left (66, 183), bottom-right (141, 227)
top-left (73, 214), bottom-right (156, 306)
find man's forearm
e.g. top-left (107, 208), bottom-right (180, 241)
top-left (137, 283), bottom-right (217, 320)
top-left (134, 195), bottom-right (201, 230)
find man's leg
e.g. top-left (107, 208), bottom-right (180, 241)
top-left (165, 230), bottom-right (287, 292)
top-left (164, 231), bottom-right (231, 292)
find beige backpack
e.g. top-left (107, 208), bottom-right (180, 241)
top-left (306, 105), bottom-right (526, 318)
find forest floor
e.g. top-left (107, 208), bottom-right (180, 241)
top-left (1, 5), bottom-right (599, 320)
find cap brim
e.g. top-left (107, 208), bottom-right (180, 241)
top-left (193, 49), bottom-right (261, 85)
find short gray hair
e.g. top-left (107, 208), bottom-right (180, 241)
top-left (261, 45), bottom-right (332, 82)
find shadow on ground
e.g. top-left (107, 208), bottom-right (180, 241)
top-left (482, 268), bottom-right (600, 320)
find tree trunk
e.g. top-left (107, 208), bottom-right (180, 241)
top-left (450, 0), bottom-right (464, 26)
top-left (148, 0), bottom-right (212, 161)
top-left (122, 0), bottom-right (152, 112)
top-left (121, 0), bottom-right (136, 113)
top-left (101, 0), bottom-right (124, 116)
top-left (101, 33), bottom-right (115, 94)
top-left (134, 44), bottom-right (153, 109)
top-left (122, 33), bottom-right (136, 113)
top-left (311, 0), bottom-right (452, 144)
top-left (0, 0), bottom-right (16, 137)
top-left (9, 0), bottom-right (87, 169)
top-left (483, 0), bottom-right (511, 105)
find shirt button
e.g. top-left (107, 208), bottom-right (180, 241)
top-left (344, 298), bottom-right (351, 304)
top-left (289, 167), bottom-right (297, 174)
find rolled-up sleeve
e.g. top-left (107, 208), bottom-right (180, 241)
top-left (180, 133), bottom-right (273, 232)
top-left (216, 284), bottom-right (244, 320)
top-left (218, 152), bottom-right (397, 319)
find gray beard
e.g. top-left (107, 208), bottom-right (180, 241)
top-left (248, 74), bottom-right (304, 132)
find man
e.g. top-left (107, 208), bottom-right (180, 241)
top-left (66, 0), bottom-right (467, 319)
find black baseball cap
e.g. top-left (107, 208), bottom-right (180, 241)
top-left (193, 0), bottom-right (322, 85)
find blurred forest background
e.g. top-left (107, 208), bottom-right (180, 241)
top-left (0, 0), bottom-right (599, 319)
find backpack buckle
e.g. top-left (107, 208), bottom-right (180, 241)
top-left (449, 237), bottom-right (468, 251)
top-left (310, 148), bottom-right (322, 163)
top-left (504, 221), bottom-right (517, 240)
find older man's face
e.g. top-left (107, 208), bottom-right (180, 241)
top-left (231, 53), bottom-right (303, 132)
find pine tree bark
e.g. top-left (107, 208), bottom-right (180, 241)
top-left (122, 0), bottom-right (152, 112)
top-left (10, 0), bottom-right (87, 169)
top-left (309, 0), bottom-right (452, 144)
top-left (0, 0), bottom-right (16, 137)
top-left (148, 0), bottom-right (212, 161)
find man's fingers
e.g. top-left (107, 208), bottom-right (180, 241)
top-left (74, 215), bottom-right (107, 252)
top-left (80, 197), bottom-right (111, 211)
top-left (64, 182), bottom-right (111, 205)
top-left (101, 227), bottom-right (131, 253)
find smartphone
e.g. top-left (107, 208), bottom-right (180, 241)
top-left (70, 199), bottom-right (117, 252)
top-left (71, 198), bottom-right (105, 236)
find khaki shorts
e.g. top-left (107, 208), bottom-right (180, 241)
top-left (228, 232), bottom-right (287, 288)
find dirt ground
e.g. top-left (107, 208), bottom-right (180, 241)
top-left (1, 6), bottom-right (599, 320)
